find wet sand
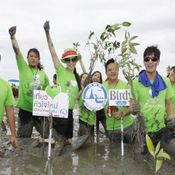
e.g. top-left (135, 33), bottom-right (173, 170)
top-left (0, 106), bottom-right (175, 175)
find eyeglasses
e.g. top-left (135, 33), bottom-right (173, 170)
top-left (64, 57), bottom-right (78, 63)
top-left (144, 56), bottom-right (159, 62)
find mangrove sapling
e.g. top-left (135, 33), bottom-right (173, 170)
top-left (146, 134), bottom-right (171, 174)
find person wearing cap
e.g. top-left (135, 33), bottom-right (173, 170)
top-left (131, 46), bottom-right (175, 154)
top-left (0, 55), bottom-right (18, 147)
top-left (9, 26), bottom-right (50, 138)
top-left (43, 21), bottom-right (82, 151)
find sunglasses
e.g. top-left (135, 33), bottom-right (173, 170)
top-left (64, 57), bottom-right (78, 63)
top-left (144, 56), bottom-right (159, 62)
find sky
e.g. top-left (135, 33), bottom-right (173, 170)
top-left (0, 0), bottom-right (175, 83)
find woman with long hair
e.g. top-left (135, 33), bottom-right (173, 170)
top-left (43, 21), bottom-right (82, 150)
top-left (9, 26), bottom-right (49, 138)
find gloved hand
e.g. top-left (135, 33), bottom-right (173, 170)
top-left (165, 118), bottom-right (175, 129)
top-left (130, 102), bottom-right (140, 114)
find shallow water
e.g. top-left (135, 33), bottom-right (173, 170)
top-left (1, 107), bottom-right (175, 175)
top-left (0, 136), bottom-right (175, 175)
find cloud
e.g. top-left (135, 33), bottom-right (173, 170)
top-left (0, 0), bottom-right (175, 81)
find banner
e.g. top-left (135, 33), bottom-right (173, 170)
top-left (33, 87), bottom-right (69, 118)
top-left (109, 89), bottom-right (130, 106)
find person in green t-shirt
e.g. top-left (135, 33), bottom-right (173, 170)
top-left (103, 58), bottom-right (134, 143)
top-left (131, 46), bottom-right (175, 154)
top-left (167, 66), bottom-right (175, 114)
top-left (91, 71), bottom-right (107, 135)
top-left (43, 21), bottom-right (82, 150)
top-left (78, 72), bottom-right (94, 136)
top-left (166, 66), bottom-right (175, 139)
top-left (9, 26), bottom-right (50, 138)
top-left (0, 55), bottom-right (18, 147)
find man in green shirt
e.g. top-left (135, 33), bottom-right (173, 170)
top-left (0, 56), bottom-right (18, 147)
top-left (132, 46), bottom-right (175, 154)
top-left (103, 58), bottom-right (134, 143)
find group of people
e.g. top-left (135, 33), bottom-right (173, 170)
top-left (0, 21), bottom-right (175, 156)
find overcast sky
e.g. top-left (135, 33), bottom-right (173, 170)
top-left (0, 0), bottom-right (175, 83)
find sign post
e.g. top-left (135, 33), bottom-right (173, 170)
top-left (82, 82), bottom-right (108, 143)
top-left (33, 86), bottom-right (69, 160)
top-left (108, 89), bottom-right (130, 158)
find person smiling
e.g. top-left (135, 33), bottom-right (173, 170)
top-left (131, 46), bottom-right (175, 154)
top-left (43, 21), bottom-right (82, 150)
top-left (9, 26), bottom-right (49, 138)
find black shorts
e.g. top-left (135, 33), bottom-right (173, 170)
top-left (52, 109), bottom-right (73, 139)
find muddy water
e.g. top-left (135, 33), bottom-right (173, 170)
top-left (0, 107), bottom-right (175, 175)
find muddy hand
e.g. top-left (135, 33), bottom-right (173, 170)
top-left (166, 118), bottom-right (175, 129)
top-left (9, 26), bottom-right (16, 37)
top-left (11, 136), bottom-right (18, 148)
top-left (43, 21), bottom-right (50, 33)
top-left (130, 102), bottom-right (140, 114)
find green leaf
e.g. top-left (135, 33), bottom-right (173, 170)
top-left (162, 152), bottom-right (171, 160)
top-left (131, 43), bottom-right (140, 46)
top-left (157, 151), bottom-right (171, 160)
top-left (157, 148), bottom-right (164, 158)
top-left (121, 47), bottom-right (127, 54)
top-left (122, 22), bottom-right (131, 27)
top-left (88, 31), bottom-right (95, 39)
top-left (100, 32), bottom-right (108, 41)
top-left (155, 159), bottom-right (163, 172)
top-left (111, 24), bottom-right (121, 31)
top-left (155, 142), bottom-right (160, 155)
top-left (146, 134), bottom-right (155, 158)
top-left (130, 46), bottom-right (137, 54)
top-left (105, 25), bottom-right (111, 31)
top-left (130, 36), bottom-right (138, 41)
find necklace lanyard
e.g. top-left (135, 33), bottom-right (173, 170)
top-left (30, 68), bottom-right (40, 90)
top-left (30, 68), bottom-right (39, 80)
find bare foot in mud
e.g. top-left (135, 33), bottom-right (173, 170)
top-left (9, 26), bottom-right (16, 37)
top-left (43, 21), bottom-right (50, 33)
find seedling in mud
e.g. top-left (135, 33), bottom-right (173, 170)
top-left (146, 134), bottom-right (171, 174)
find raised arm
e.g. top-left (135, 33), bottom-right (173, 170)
top-left (9, 26), bottom-right (22, 59)
top-left (43, 21), bottom-right (60, 68)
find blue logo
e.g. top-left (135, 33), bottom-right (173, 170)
top-left (60, 108), bottom-right (68, 117)
top-left (82, 82), bottom-right (108, 111)
top-left (116, 101), bottom-right (127, 106)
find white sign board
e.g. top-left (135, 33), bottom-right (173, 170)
top-left (82, 82), bottom-right (108, 111)
top-left (109, 89), bottom-right (130, 106)
top-left (33, 89), bottom-right (69, 118)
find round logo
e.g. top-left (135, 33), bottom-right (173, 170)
top-left (82, 82), bottom-right (108, 111)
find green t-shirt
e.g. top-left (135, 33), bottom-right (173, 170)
top-left (171, 83), bottom-right (175, 115)
top-left (103, 80), bottom-right (134, 131)
top-left (0, 78), bottom-right (15, 124)
top-left (79, 95), bottom-right (94, 126)
top-left (17, 56), bottom-right (49, 112)
top-left (132, 77), bottom-right (172, 132)
top-left (56, 64), bottom-right (79, 110)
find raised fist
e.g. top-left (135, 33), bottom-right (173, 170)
top-left (43, 21), bottom-right (50, 33)
top-left (9, 26), bottom-right (16, 37)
